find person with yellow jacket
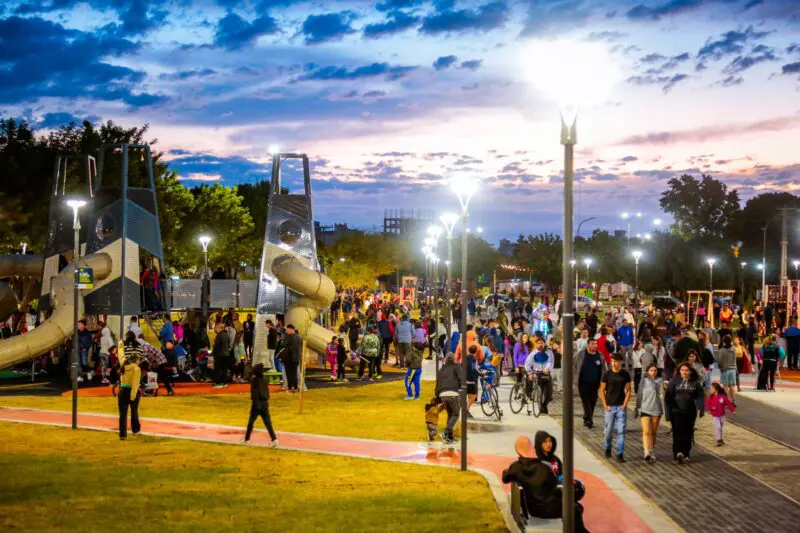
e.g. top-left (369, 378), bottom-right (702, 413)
top-left (119, 332), bottom-right (143, 440)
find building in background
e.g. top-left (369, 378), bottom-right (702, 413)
top-left (383, 209), bottom-right (434, 238)
top-left (314, 222), bottom-right (357, 247)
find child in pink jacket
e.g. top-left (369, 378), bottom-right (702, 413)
top-left (325, 337), bottom-right (339, 380)
top-left (706, 383), bottom-right (736, 446)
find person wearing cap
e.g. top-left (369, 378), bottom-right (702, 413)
top-left (502, 435), bottom-right (588, 532)
top-left (118, 342), bottom-right (142, 440)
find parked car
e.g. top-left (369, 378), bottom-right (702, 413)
top-left (650, 295), bottom-right (683, 311)
top-left (575, 295), bottom-right (600, 312)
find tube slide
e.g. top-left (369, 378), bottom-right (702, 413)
top-left (271, 253), bottom-right (336, 356)
top-left (0, 253), bottom-right (112, 369)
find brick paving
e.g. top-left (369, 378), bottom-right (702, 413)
top-left (550, 394), bottom-right (800, 533)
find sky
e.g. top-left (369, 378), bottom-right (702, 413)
top-left (1, 0), bottom-right (799, 243)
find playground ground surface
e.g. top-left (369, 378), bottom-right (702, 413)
top-left (0, 422), bottom-right (504, 533)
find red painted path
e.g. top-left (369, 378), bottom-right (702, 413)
top-left (0, 407), bottom-right (652, 533)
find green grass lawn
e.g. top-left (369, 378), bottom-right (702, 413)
top-left (0, 381), bottom-right (441, 442)
top-left (0, 422), bottom-right (504, 533)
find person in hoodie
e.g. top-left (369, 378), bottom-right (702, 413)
top-left (706, 382), bottom-right (735, 447)
top-left (524, 337), bottom-right (554, 414)
top-left (454, 327), bottom-right (478, 364)
top-left (616, 318), bottom-right (635, 372)
top-left (513, 333), bottom-right (532, 384)
top-left (242, 363), bottom-right (279, 447)
top-left (665, 361), bottom-right (705, 464)
top-left (99, 324), bottom-right (115, 385)
top-left (76, 320), bottom-right (94, 383)
top-left (502, 435), bottom-right (589, 533)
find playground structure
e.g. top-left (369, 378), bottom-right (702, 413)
top-left (764, 281), bottom-right (800, 329)
top-left (685, 290), bottom-right (735, 329)
top-left (0, 147), bottom-right (333, 370)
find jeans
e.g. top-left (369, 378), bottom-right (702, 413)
top-left (245, 402), bottom-right (277, 441)
top-left (603, 405), bottom-right (627, 456)
top-left (118, 387), bottom-right (140, 438)
top-left (758, 360), bottom-right (778, 390)
top-left (405, 368), bottom-right (421, 398)
top-left (441, 395), bottom-right (460, 437)
top-left (788, 346), bottom-right (799, 369)
top-left (79, 348), bottom-right (89, 370)
top-left (397, 342), bottom-right (411, 367)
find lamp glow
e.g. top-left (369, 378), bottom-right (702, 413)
top-left (427, 226), bottom-right (442, 240)
top-left (268, 145), bottom-right (280, 155)
top-left (583, 258), bottom-right (592, 267)
top-left (569, 259), bottom-right (577, 267)
top-left (707, 258), bottom-right (716, 267)
top-left (450, 177), bottom-right (479, 211)
top-left (621, 212), bottom-right (629, 220)
top-left (439, 212), bottom-right (460, 237)
top-left (198, 235), bottom-right (212, 251)
top-left (632, 250), bottom-right (643, 262)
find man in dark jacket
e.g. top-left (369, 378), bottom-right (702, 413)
top-left (435, 354), bottom-right (463, 443)
top-left (378, 315), bottom-right (393, 363)
top-left (285, 324), bottom-right (303, 392)
top-left (212, 323), bottom-right (230, 388)
top-left (243, 363), bottom-right (278, 446)
top-left (502, 435), bottom-right (588, 533)
top-left (574, 338), bottom-right (607, 428)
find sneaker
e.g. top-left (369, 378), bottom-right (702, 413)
top-left (466, 411), bottom-right (474, 419)
top-left (240, 438), bottom-right (250, 445)
top-left (404, 396), bottom-right (414, 401)
top-left (88, 371), bottom-right (94, 380)
top-left (716, 440), bottom-right (723, 447)
top-left (428, 433), bottom-right (435, 442)
top-left (77, 376), bottom-right (84, 383)
top-left (102, 379), bottom-right (110, 385)
top-left (342, 378), bottom-right (349, 383)
top-left (683, 456), bottom-right (691, 464)
top-left (268, 439), bottom-right (279, 448)
top-left (414, 397), bottom-right (420, 400)
top-left (120, 436), bottom-right (126, 441)
top-left (604, 449), bottom-right (612, 459)
top-left (369, 378), bottom-right (375, 382)
top-left (617, 454), bottom-right (625, 463)
top-left (167, 390), bottom-right (175, 396)
top-left (440, 432), bottom-right (449, 442)
top-left (212, 384), bottom-right (225, 389)
top-left (376, 374), bottom-right (383, 380)
top-left (587, 421), bottom-right (594, 429)
top-left (645, 455), bottom-right (656, 463)
top-left (676, 452), bottom-right (685, 464)
top-left (222, 383), bottom-right (229, 388)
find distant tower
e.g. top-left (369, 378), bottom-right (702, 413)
top-left (40, 154), bottom-right (96, 311)
top-left (83, 144), bottom-right (166, 340)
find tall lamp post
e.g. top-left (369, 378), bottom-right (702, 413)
top-left (793, 259), bottom-right (799, 279)
top-left (440, 213), bottom-right (459, 356)
top-left (570, 259), bottom-right (578, 301)
top-left (450, 178), bottom-right (479, 472)
top-left (582, 258), bottom-right (592, 290)
top-left (428, 226), bottom-right (443, 370)
top-left (740, 261), bottom-right (747, 305)
top-left (66, 198), bottom-right (87, 430)
top-left (198, 235), bottom-right (212, 318)
top-left (707, 258), bottom-right (716, 291)
top-left (632, 250), bottom-right (642, 327)
top-left (526, 38), bottom-right (619, 533)
top-left (621, 212), bottom-right (631, 248)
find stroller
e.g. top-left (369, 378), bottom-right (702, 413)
top-left (141, 371), bottom-right (160, 397)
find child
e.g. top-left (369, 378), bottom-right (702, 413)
top-left (336, 336), bottom-right (348, 382)
top-left (232, 332), bottom-right (246, 383)
top-left (326, 337), bottom-right (339, 380)
top-left (706, 383), bottom-right (735, 446)
top-left (425, 397), bottom-right (445, 442)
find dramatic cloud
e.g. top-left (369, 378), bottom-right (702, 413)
top-left (433, 55), bottom-right (458, 70)
top-left (294, 62), bottom-right (419, 82)
top-left (696, 25), bottom-right (770, 65)
top-left (363, 10), bottom-right (419, 39)
top-left (616, 115), bottom-right (800, 145)
top-left (301, 12), bottom-right (357, 45)
top-left (626, 0), bottom-right (711, 20)
top-left (458, 59), bottom-right (483, 71)
top-left (214, 12), bottom-right (279, 50)
top-left (420, 1), bottom-right (509, 35)
top-left (782, 62), bottom-right (800, 76)
top-left (36, 112), bottom-right (101, 128)
top-left (722, 43), bottom-right (777, 74)
top-left (627, 73), bottom-right (689, 93)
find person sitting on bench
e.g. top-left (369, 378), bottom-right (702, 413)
top-left (502, 435), bottom-right (588, 533)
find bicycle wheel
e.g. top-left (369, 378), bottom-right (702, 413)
top-left (509, 382), bottom-right (526, 414)
top-left (531, 384), bottom-right (542, 418)
top-left (490, 386), bottom-right (502, 421)
top-left (480, 385), bottom-right (496, 418)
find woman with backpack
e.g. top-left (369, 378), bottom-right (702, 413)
top-left (757, 334), bottom-right (785, 390)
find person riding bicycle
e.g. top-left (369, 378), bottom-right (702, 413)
top-left (524, 337), bottom-right (554, 414)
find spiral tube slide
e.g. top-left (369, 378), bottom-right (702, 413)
top-left (271, 253), bottom-right (336, 356)
top-left (0, 253), bottom-right (112, 369)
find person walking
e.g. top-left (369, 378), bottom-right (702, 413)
top-left (212, 323), bottom-right (230, 389)
top-left (404, 338), bottom-right (422, 400)
top-left (782, 318), bottom-right (800, 370)
top-left (285, 324), bottom-right (302, 392)
top-left (360, 326), bottom-right (381, 381)
top-left (378, 314), bottom-right (394, 364)
top-left (435, 354), bottom-right (463, 444)
top-left (394, 314), bottom-right (413, 368)
top-left (243, 363), bottom-right (279, 446)
top-left (665, 362), bottom-right (705, 464)
top-left (243, 314), bottom-right (255, 357)
top-left (616, 318), bottom-right (635, 372)
top-left (757, 334), bottom-right (785, 390)
top-left (118, 338), bottom-right (142, 441)
top-left (600, 354), bottom-right (631, 463)
top-left (706, 382), bottom-right (735, 447)
top-left (574, 338), bottom-right (606, 429)
top-left (716, 335), bottom-right (738, 403)
top-left (635, 364), bottom-right (663, 463)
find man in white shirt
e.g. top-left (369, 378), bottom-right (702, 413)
top-left (128, 315), bottom-right (143, 337)
top-left (524, 337), bottom-right (554, 414)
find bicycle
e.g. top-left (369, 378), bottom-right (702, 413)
top-left (509, 372), bottom-right (548, 418)
top-left (479, 371), bottom-right (503, 421)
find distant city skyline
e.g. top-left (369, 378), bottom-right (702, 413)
top-left (1, 0), bottom-right (798, 242)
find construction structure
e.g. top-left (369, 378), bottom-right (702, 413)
top-left (383, 209), bottom-right (434, 238)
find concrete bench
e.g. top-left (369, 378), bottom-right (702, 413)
top-left (510, 483), bottom-right (563, 532)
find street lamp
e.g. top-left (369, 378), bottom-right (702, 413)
top-left (643, 233), bottom-right (652, 241)
top-left (476, 227), bottom-right (483, 234)
top-left (570, 259), bottom-right (578, 300)
top-left (740, 261), bottom-right (747, 304)
top-left (198, 235), bottom-right (212, 317)
top-left (440, 212), bottom-right (459, 360)
top-left (632, 250), bottom-right (642, 323)
top-left (65, 197), bottom-right (87, 430)
top-left (707, 258), bottom-right (716, 291)
top-left (450, 176), bottom-right (479, 472)
top-left (621, 212), bottom-right (631, 248)
top-left (427, 226), bottom-right (443, 369)
top-left (793, 260), bottom-right (799, 279)
top-left (339, 257), bottom-right (345, 263)
top-left (526, 37), bottom-right (619, 533)
top-left (583, 257), bottom-right (592, 286)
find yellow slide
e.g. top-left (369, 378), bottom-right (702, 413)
top-left (0, 253), bottom-right (112, 369)
top-left (271, 251), bottom-right (336, 356)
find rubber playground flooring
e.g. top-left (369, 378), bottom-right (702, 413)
top-left (0, 422), bottom-right (505, 533)
top-left (0, 380), bottom-right (438, 442)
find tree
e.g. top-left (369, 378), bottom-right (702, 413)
top-left (511, 233), bottom-right (562, 294)
top-left (659, 174), bottom-right (740, 240)
top-left (188, 185), bottom-right (254, 277)
top-left (324, 230), bottom-right (411, 288)
top-left (154, 170), bottom-right (195, 274)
